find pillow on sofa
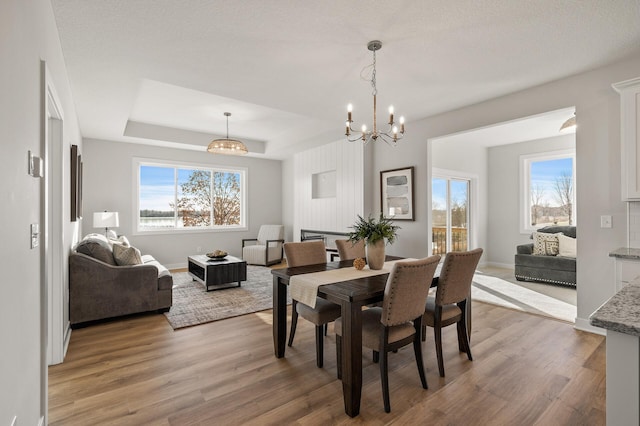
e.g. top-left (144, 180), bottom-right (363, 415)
top-left (75, 234), bottom-right (116, 265)
top-left (533, 232), bottom-right (562, 256)
top-left (109, 235), bottom-right (130, 247)
top-left (113, 243), bottom-right (142, 266)
top-left (558, 234), bottom-right (577, 258)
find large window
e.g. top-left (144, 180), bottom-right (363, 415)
top-left (520, 149), bottom-right (575, 233)
top-left (136, 159), bottom-right (247, 233)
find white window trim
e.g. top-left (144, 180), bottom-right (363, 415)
top-left (132, 157), bottom-right (248, 235)
top-left (519, 149), bottom-right (576, 234)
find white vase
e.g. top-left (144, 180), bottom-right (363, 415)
top-left (366, 239), bottom-right (386, 270)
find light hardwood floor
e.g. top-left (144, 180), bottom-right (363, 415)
top-left (49, 301), bottom-right (605, 425)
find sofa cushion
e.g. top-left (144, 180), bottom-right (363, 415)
top-left (113, 243), bottom-right (143, 266)
top-left (558, 234), bottom-right (577, 258)
top-left (533, 232), bottom-right (561, 256)
top-left (75, 235), bottom-right (116, 265)
top-left (515, 253), bottom-right (576, 272)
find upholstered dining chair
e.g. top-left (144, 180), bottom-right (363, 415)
top-left (335, 239), bottom-right (366, 261)
top-left (335, 255), bottom-right (441, 413)
top-left (284, 240), bottom-right (341, 368)
top-left (242, 225), bottom-right (285, 266)
top-left (422, 248), bottom-right (483, 377)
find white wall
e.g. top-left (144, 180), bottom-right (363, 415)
top-left (488, 134), bottom-right (575, 266)
top-left (292, 140), bottom-right (364, 240)
top-left (368, 54), bottom-right (640, 332)
top-left (0, 0), bottom-right (83, 423)
top-left (82, 139), bottom-right (282, 268)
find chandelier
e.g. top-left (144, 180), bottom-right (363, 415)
top-left (345, 40), bottom-right (405, 146)
top-left (207, 112), bottom-right (248, 155)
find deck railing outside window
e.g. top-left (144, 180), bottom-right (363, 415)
top-left (432, 226), bottom-right (468, 255)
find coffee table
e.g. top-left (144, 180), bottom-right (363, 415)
top-left (187, 254), bottom-right (247, 291)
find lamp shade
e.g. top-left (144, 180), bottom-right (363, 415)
top-left (559, 115), bottom-right (576, 133)
top-left (93, 211), bottom-right (119, 228)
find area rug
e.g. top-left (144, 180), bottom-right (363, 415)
top-left (471, 269), bottom-right (577, 323)
top-left (164, 265), bottom-right (290, 330)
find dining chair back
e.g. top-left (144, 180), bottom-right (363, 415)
top-left (335, 239), bottom-right (366, 261)
top-left (423, 248), bottom-right (483, 377)
top-left (284, 240), bottom-right (326, 267)
top-left (283, 240), bottom-right (341, 368)
top-left (335, 255), bottom-right (441, 412)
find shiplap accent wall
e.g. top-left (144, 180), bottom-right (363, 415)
top-left (293, 141), bottom-right (364, 240)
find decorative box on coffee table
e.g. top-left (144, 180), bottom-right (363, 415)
top-left (188, 255), bottom-right (247, 291)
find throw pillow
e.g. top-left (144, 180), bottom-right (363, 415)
top-left (113, 243), bottom-right (142, 266)
top-left (558, 234), bottom-right (577, 258)
top-left (109, 235), bottom-right (130, 247)
top-left (532, 232), bottom-right (562, 256)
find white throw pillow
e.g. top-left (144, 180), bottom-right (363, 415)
top-left (532, 232), bottom-right (562, 256)
top-left (558, 234), bottom-right (577, 258)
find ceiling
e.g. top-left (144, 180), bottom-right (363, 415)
top-left (51, 1), bottom-right (640, 159)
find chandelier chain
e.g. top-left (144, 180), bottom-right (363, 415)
top-left (371, 49), bottom-right (377, 97)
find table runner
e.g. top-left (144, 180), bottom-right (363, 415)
top-left (290, 260), bottom-right (407, 308)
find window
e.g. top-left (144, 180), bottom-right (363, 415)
top-left (520, 149), bottom-right (575, 233)
top-left (135, 159), bottom-right (247, 233)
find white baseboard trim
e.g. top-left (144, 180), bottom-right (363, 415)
top-left (484, 261), bottom-right (514, 270)
top-left (574, 317), bottom-right (606, 335)
top-left (166, 262), bottom-right (187, 270)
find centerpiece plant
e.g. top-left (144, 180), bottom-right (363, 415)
top-left (348, 213), bottom-right (400, 270)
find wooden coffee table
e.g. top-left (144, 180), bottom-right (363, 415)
top-left (187, 254), bottom-right (247, 291)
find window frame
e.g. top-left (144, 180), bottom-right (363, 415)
top-left (133, 157), bottom-right (248, 235)
top-left (519, 149), bottom-right (576, 234)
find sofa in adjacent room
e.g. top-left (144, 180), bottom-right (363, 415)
top-left (514, 225), bottom-right (577, 287)
top-left (69, 233), bottom-right (173, 326)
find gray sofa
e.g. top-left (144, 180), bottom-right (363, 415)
top-left (514, 225), bottom-right (576, 287)
top-left (69, 234), bottom-right (173, 326)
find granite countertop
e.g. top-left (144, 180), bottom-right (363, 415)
top-left (590, 283), bottom-right (640, 336)
top-left (609, 247), bottom-right (640, 259)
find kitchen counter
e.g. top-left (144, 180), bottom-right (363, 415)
top-left (609, 247), bottom-right (640, 260)
top-left (590, 280), bottom-right (640, 425)
top-left (590, 283), bottom-right (640, 336)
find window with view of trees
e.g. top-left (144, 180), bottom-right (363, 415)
top-left (520, 150), bottom-right (575, 232)
top-left (137, 161), bottom-right (246, 232)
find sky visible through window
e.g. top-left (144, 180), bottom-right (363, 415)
top-left (530, 157), bottom-right (573, 206)
top-left (140, 166), bottom-right (175, 211)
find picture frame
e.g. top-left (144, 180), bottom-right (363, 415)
top-left (70, 144), bottom-right (78, 222)
top-left (70, 145), bottom-right (83, 221)
top-left (380, 166), bottom-right (415, 221)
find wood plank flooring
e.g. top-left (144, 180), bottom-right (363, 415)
top-left (49, 301), bottom-right (605, 425)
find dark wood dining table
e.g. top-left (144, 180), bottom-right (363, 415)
top-left (270, 256), bottom-right (469, 417)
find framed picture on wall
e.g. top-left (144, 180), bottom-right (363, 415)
top-left (70, 144), bottom-right (78, 222)
top-left (380, 166), bottom-right (415, 221)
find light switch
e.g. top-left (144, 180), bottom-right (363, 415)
top-left (30, 223), bottom-right (39, 249)
top-left (600, 215), bottom-right (612, 228)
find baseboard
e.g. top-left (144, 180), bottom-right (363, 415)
top-left (166, 262), bottom-right (187, 270)
top-left (63, 321), bottom-right (71, 359)
top-left (483, 261), bottom-right (514, 270)
top-left (574, 317), bottom-right (606, 335)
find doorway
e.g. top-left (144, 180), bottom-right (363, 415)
top-left (432, 175), bottom-right (470, 255)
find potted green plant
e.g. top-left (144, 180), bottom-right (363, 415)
top-left (348, 213), bottom-right (400, 270)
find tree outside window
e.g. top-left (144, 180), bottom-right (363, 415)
top-left (521, 151), bottom-right (575, 232)
top-left (138, 162), bottom-right (245, 231)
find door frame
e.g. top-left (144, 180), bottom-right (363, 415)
top-left (431, 168), bottom-right (479, 254)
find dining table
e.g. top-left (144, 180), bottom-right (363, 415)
top-left (270, 256), bottom-right (470, 417)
